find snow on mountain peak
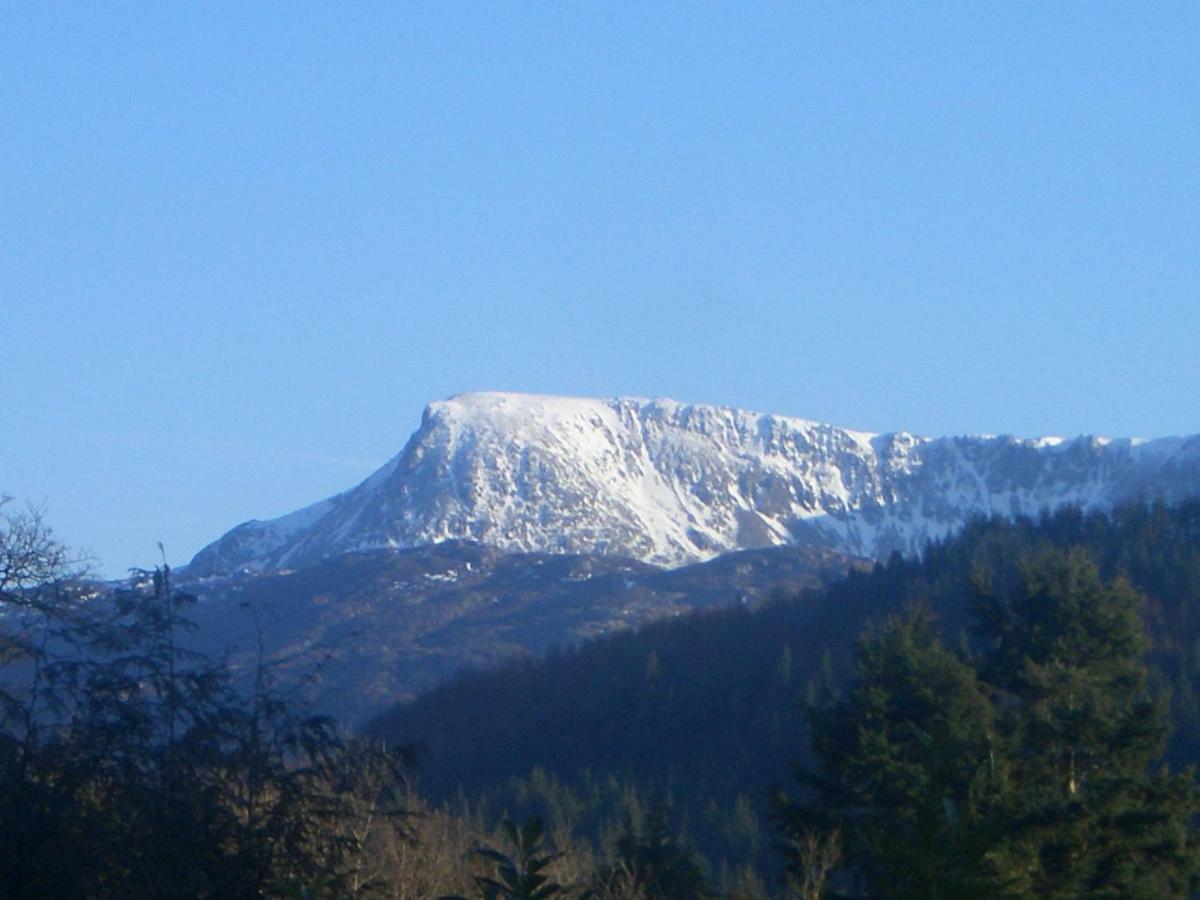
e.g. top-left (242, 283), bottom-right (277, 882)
top-left (187, 393), bottom-right (1199, 577)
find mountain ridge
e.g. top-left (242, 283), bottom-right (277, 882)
top-left (188, 392), bottom-right (1200, 577)
top-left (177, 538), bottom-right (855, 725)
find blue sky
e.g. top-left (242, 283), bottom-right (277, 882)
top-left (3, 3), bottom-right (1198, 576)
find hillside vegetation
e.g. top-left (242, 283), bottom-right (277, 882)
top-left (5, 498), bottom-right (1200, 896)
top-left (370, 501), bottom-right (1200, 893)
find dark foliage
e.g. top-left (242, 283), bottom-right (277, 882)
top-left (778, 604), bottom-right (1007, 899)
top-left (443, 816), bottom-right (579, 900)
top-left (0, 508), bottom-right (410, 898)
top-left (778, 551), bottom-right (1200, 897)
top-left (370, 500), bottom-right (1200, 885)
top-left (597, 806), bottom-right (711, 899)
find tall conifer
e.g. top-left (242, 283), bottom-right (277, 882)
top-left (779, 551), bottom-right (1200, 898)
top-left (777, 605), bottom-right (1011, 898)
top-left (973, 549), bottom-right (1200, 898)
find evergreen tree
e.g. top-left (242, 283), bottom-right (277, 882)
top-left (972, 548), bottom-right (1200, 898)
top-left (778, 552), bottom-right (1200, 897)
top-left (776, 604), bottom-right (1010, 899)
top-left (445, 816), bottom-right (577, 900)
top-left (0, 516), bottom-right (412, 899)
top-left (597, 805), bottom-right (710, 899)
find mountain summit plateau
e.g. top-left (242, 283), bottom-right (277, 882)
top-left (188, 392), bottom-right (1200, 577)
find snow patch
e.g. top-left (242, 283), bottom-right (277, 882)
top-left (187, 393), bottom-right (1200, 576)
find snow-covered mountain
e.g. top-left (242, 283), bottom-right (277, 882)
top-left (188, 392), bottom-right (1200, 576)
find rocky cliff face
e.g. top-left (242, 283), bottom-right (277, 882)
top-left (188, 392), bottom-right (1200, 576)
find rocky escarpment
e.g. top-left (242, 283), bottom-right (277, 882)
top-left (188, 392), bottom-right (1200, 576)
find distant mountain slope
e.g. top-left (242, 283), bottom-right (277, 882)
top-left (179, 540), bottom-right (854, 726)
top-left (188, 392), bottom-right (1200, 576)
top-left (364, 501), bottom-right (1200, 878)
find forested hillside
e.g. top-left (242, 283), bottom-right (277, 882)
top-left (369, 501), bottom-right (1200, 890)
top-left (5, 500), bottom-right (1200, 896)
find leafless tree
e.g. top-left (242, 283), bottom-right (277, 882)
top-left (783, 827), bottom-right (840, 900)
top-left (0, 495), bottom-right (87, 609)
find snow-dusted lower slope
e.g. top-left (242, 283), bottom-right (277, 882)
top-left (188, 392), bottom-right (1200, 576)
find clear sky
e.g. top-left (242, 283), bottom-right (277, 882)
top-left (3, 3), bottom-right (1198, 576)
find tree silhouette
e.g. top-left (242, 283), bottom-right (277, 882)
top-left (778, 551), bottom-right (1200, 898)
top-left (0, 505), bottom-right (410, 897)
top-left (444, 816), bottom-right (581, 900)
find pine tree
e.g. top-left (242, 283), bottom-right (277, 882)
top-left (972, 548), bottom-right (1200, 898)
top-left (0, 531), bottom-right (412, 898)
top-left (597, 805), bottom-right (709, 899)
top-left (776, 604), bottom-right (1011, 899)
top-left (444, 816), bottom-right (575, 900)
top-left (777, 552), bottom-right (1200, 897)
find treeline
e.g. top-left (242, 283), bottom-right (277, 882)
top-left (6, 497), bottom-right (1200, 896)
top-left (0, 502), bottom-right (739, 897)
top-left (0, 502), bottom-right (411, 897)
top-left (370, 500), bottom-right (1200, 889)
top-left (778, 549), bottom-right (1198, 897)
